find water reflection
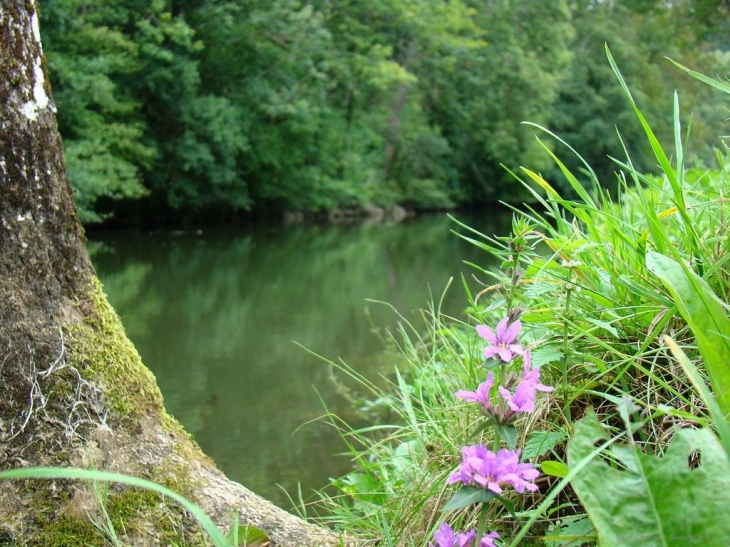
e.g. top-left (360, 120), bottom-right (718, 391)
top-left (87, 213), bottom-right (509, 509)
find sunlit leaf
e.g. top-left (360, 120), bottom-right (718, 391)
top-left (229, 525), bottom-right (270, 546)
top-left (540, 460), bottom-right (568, 478)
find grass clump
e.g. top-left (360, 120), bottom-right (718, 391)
top-left (315, 49), bottom-right (730, 546)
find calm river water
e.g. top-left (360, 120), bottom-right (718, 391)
top-left (87, 212), bottom-right (509, 510)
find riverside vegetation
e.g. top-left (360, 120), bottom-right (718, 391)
top-left (38, 0), bottom-right (730, 224)
top-left (312, 51), bottom-right (730, 546)
top-left (6, 46), bottom-right (730, 547)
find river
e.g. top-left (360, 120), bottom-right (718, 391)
top-left (87, 212), bottom-right (509, 511)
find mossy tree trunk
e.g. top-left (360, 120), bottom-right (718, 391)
top-left (0, 3), bottom-right (346, 545)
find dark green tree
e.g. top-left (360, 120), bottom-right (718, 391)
top-left (547, 0), bottom-right (729, 191)
top-left (41, 0), bottom-right (154, 223)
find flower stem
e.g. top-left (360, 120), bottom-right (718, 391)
top-left (506, 251), bottom-right (520, 313)
top-left (476, 503), bottom-right (489, 541)
top-left (561, 269), bottom-right (574, 422)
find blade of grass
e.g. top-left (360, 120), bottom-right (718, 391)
top-left (0, 467), bottom-right (229, 546)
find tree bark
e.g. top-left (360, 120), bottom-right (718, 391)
top-left (0, 3), bottom-right (349, 545)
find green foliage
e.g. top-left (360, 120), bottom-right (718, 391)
top-left (226, 520), bottom-right (271, 547)
top-left (545, 1), bottom-right (729, 192)
top-left (314, 50), bottom-right (730, 546)
top-left (41, 0), bottom-right (729, 222)
top-left (434, 0), bottom-right (573, 202)
top-left (41, 0), bottom-right (154, 223)
top-left (647, 252), bottom-right (730, 415)
top-left (130, 1), bottom-right (252, 213)
top-left (568, 411), bottom-right (730, 547)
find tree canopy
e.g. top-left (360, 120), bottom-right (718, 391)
top-left (39, 0), bottom-right (730, 224)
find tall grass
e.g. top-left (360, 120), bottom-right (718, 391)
top-left (315, 48), bottom-right (730, 546)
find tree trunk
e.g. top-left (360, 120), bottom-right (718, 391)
top-left (0, 3), bottom-right (348, 545)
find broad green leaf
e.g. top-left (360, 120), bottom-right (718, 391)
top-left (568, 411), bottom-right (730, 547)
top-left (540, 461), bottom-right (568, 478)
top-left (530, 346), bottom-right (565, 368)
top-left (495, 423), bottom-right (518, 450)
top-left (646, 251), bottom-right (730, 415)
top-left (522, 430), bottom-right (568, 460)
top-left (441, 486), bottom-right (495, 512)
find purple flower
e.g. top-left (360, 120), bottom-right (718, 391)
top-left (477, 318), bottom-right (524, 362)
top-left (430, 522), bottom-right (477, 547)
top-left (498, 353), bottom-right (553, 414)
top-left (480, 531), bottom-right (501, 547)
top-left (455, 371), bottom-right (495, 412)
top-left (448, 446), bottom-right (540, 495)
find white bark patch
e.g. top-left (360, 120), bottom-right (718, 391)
top-left (21, 12), bottom-right (49, 121)
top-left (31, 11), bottom-right (42, 46)
top-left (21, 59), bottom-right (49, 121)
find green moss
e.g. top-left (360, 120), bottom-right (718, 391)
top-left (106, 486), bottom-right (206, 545)
top-left (108, 487), bottom-right (160, 523)
top-left (30, 276), bottom-right (211, 543)
top-left (0, 530), bottom-right (14, 546)
top-left (107, 488), bottom-right (179, 539)
top-left (65, 276), bottom-right (163, 424)
top-left (30, 486), bottom-right (203, 546)
top-left (34, 516), bottom-right (101, 547)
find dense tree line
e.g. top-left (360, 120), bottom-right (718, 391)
top-left (39, 0), bottom-right (730, 224)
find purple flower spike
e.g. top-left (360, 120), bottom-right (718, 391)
top-left (480, 531), bottom-right (501, 547)
top-left (455, 371), bottom-right (496, 412)
top-left (430, 522), bottom-right (477, 547)
top-left (477, 318), bottom-right (524, 362)
top-left (448, 445), bottom-right (540, 495)
top-left (457, 530), bottom-right (477, 547)
top-left (498, 352), bottom-right (553, 414)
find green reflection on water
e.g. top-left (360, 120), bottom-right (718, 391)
top-left (87, 213), bottom-right (508, 510)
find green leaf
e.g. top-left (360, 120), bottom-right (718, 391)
top-left (522, 430), bottom-right (568, 460)
top-left (540, 460), bottom-right (568, 478)
top-left (530, 346), bottom-right (565, 367)
top-left (663, 336), bottom-right (730, 461)
top-left (495, 494), bottom-right (516, 518)
top-left (668, 58), bottom-right (730, 96)
top-left (544, 516), bottom-right (595, 547)
top-left (229, 525), bottom-right (270, 546)
top-left (568, 411), bottom-right (730, 547)
top-left (495, 423), bottom-right (518, 450)
top-left (646, 251), bottom-right (730, 415)
top-left (585, 318), bottom-right (618, 338)
top-left (441, 486), bottom-right (496, 512)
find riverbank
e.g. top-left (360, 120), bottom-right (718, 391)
top-left (315, 59), bottom-right (730, 546)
